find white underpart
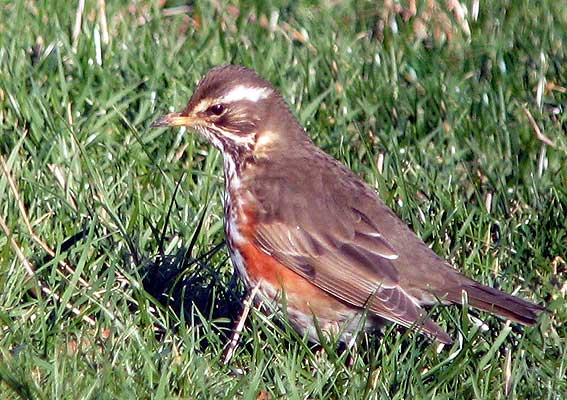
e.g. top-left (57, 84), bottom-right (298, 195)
top-left (223, 155), bottom-right (250, 284)
top-left (221, 85), bottom-right (272, 103)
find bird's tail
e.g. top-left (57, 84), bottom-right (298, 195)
top-left (446, 281), bottom-right (547, 325)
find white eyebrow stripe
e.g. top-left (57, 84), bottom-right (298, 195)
top-left (220, 85), bottom-right (272, 103)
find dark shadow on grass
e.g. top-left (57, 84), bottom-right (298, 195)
top-left (139, 241), bottom-right (245, 346)
top-left (135, 174), bottom-right (245, 347)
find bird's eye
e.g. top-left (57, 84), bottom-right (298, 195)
top-left (208, 104), bottom-right (225, 116)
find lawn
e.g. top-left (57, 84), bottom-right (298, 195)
top-left (0, 1), bottom-right (566, 398)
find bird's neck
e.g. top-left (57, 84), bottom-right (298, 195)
top-left (221, 124), bottom-right (312, 196)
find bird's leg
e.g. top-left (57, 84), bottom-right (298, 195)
top-left (222, 281), bottom-right (261, 365)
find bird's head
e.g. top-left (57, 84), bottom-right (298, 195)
top-left (152, 65), bottom-right (305, 159)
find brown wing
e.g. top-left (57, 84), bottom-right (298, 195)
top-left (246, 152), bottom-right (451, 343)
top-left (252, 213), bottom-right (450, 343)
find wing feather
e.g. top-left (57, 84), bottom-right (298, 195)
top-left (243, 153), bottom-right (451, 342)
top-left (253, 217), bottom-right (450, 342)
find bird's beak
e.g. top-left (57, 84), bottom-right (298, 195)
top-left (150, 112), bottom-right (195, 128)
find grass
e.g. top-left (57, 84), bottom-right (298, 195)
top-left (0, 0), bottom-right (566, 398)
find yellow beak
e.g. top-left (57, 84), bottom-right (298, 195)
top-left (150, 112), bottom-right (196, 128)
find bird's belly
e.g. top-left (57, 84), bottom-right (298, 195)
top-left (227, 232), bottom-right (376, 342)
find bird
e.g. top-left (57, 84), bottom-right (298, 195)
top-left (151, 64), bottom-right (546, 345)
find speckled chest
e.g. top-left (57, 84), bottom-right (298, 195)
top-left (222, 156), bottom-right (254, 288)
top-left (222, 156), bottom-right (284, 300)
